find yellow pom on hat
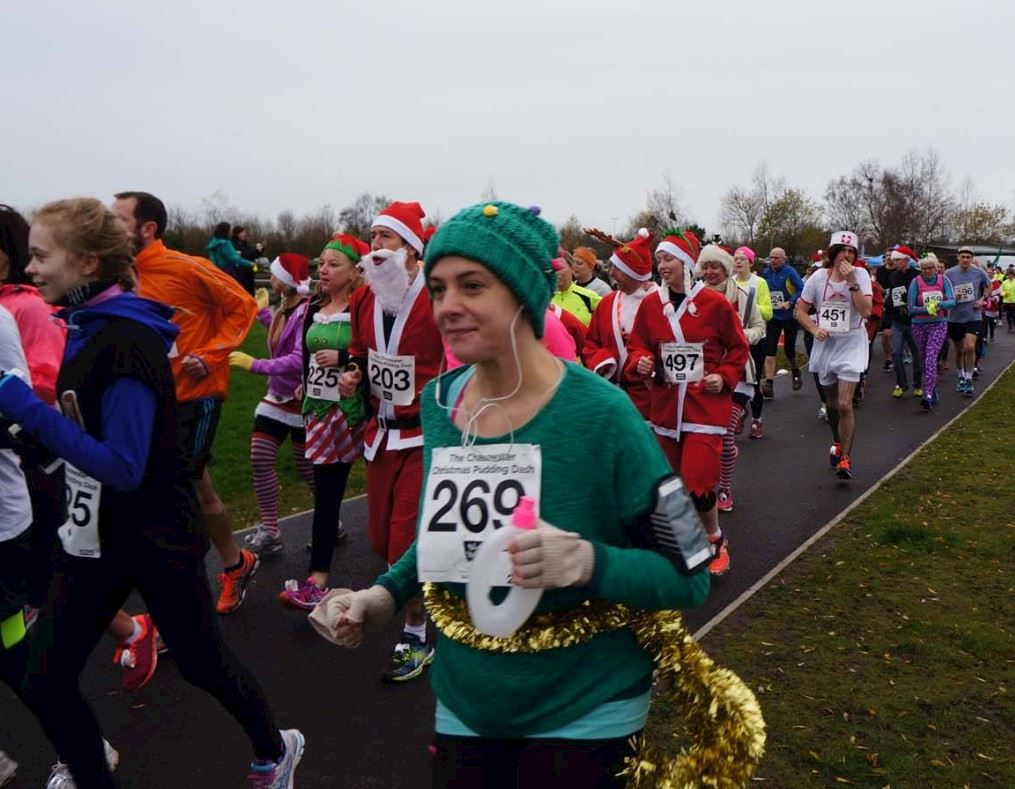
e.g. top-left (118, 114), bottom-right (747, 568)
top-left (482, 204), bottom-right (498, 217)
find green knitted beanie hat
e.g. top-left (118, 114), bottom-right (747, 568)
top-left (423, 202), bottom-right (559, 338)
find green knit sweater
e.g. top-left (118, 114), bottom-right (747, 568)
top-left (377, 362), bottom-right (710, 738)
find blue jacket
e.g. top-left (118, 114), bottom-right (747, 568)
top-left (206, 237), bottom-right (253, 272)
top-left (761, 265), bottom-right (805, 320)
top-left (0, 292), bottom-right (178, 491)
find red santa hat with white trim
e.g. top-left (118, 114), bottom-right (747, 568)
top-left (269, 252), bottom-right (311, 295)
top-left (608, 228), bottom-right (654, 281)
top-left (656, 227), bottom-right (702, 283)
top-left (371, 201), bottom-right (427, 254)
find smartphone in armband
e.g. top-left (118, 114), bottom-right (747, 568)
top-left (647, 476), bottom-right (714, 574)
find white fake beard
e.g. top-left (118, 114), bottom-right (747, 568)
top-left (363, 247), bottom-right (410, 315)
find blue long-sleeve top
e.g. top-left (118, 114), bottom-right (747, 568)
top-left (0, 374), bottom-right (153, 490)
top-left (0, 289), bottom-right (177, 491)
top-left (908, 275), bottom-right (956, 323)
top-left (761, 264), bottom-right (805, 319)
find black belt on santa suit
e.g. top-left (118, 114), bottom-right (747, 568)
top-left (374, 414), bottom-right (422, 431)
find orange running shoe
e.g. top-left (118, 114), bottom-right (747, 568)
top-left (112, 614), bottom-right (159, 692)
top-left (835, 455), bottom-right (853, 480)
top-left (216, 549), bottom-right (260, 614)
top-left (708, 535), bottom-right (730, 576)
top-left (829, 442), bottom-right (842, 468)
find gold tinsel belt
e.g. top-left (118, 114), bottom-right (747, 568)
top-left (423, 583), bottom-right (766, 788)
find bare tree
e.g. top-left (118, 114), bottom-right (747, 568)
top-left (198, 190), bottom-right (237, 226)
top-left (719, 162), bottom-right (786, 246)
top-left (276, 210), bottom-right (298, 246)
top-left (625, 172), bottom-right (686, 239)
top-left (337, 193), bottom-right (391, 239)
top-left (905, 151), bottom-right (954, 243)
top-left (823, 176), bottom-right (869, 240)
top-left (720, 187), bottom-right (764, 246)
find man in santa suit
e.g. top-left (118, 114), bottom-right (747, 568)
top-left (338, 200), bottom-right (443, 682)
top-left (582, 228), bottom-right (658, 420)
top-left (624, 235), bottom-right (749, 576)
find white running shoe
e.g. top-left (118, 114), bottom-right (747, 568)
top-left (818, 404), bottom-right (827, 421)
top-left (46, 740), bottom-right (119, 788)
top-left (247, 729), bottom-right (305, 788)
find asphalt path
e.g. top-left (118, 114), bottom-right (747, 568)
top-left (3, 332), bottom-right (1012, 787)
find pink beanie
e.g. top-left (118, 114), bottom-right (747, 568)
top-left (734, 246), bottom-right (756, 265)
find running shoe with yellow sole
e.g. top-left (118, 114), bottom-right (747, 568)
top-left (382, 633), bottom-right (434, 683)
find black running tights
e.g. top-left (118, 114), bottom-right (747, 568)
top-left (309, 462), bottom-right (352, 574)
top-left (21, 541), bottom-right (283, 788)
top-left (432, 732), bottom-right (638, 788)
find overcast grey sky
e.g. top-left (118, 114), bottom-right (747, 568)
top-left (4, 0), bottom-right (1012, 234)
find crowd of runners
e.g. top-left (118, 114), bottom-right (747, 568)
top-left (0, 193), bottom-right (1008, 787)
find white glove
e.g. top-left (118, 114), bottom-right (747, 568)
top-left (508, 520), bottom-right (595, 589)
top-left (308, 585), bottom-right (395, 648)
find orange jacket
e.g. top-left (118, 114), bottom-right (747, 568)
top-left (134, 240), bottom-right (256, 403)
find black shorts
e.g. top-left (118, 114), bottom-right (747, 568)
top-left (177, 397), bottom-right (223, 479)
top-left (252, 414), bottom-right (306, 444)
top-left (947, 321), bottom-right (981, 343)
top-left (880, 313), bottom-right (893, 332)
top-left (764, 319), bottom-right (799, 357)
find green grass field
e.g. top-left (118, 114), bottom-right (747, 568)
top-left (644, 364), bottom-right (1015, 786)
top-left (207, 321), bottom-right (365, 529)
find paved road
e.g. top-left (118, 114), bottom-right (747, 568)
top-left (3, 333), bottom-right (1012, 787)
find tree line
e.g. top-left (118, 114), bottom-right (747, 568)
top-left (159, 150), bottom-right (1013, 264)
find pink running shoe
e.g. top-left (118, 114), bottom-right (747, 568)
top-left (278, 578), bottom-right (328, 611)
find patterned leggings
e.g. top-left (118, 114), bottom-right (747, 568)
top-left (912, 322), bottom-right (948, 401)
top-left (719, 400), bottom-right (747, 495)
top-left (250, 415), bottom-right (315, 536)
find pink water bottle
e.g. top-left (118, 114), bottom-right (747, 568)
top-left (466, 496), bottom-right (543, 637)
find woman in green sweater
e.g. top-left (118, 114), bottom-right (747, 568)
top-left (312, 202), bottom-right (715, 786)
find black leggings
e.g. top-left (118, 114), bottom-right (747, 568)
top-left (432, 732), bottom-right (638, 789)
top-left (310, 462), bottom-right (352, 574)
top-left (1005, 303), bottom-right (1015, 331)
top-left (22, 540), bottom-right (283, 788)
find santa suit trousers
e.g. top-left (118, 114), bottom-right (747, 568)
top-left (656, 433), bottom-right (722, 498)
top-left (367, 442), bottom-right (424, 565)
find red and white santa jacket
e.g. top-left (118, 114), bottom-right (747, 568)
top-left (623, 282), bottom-right (749, 439)
top-left (550, 303), bottom-right (587, 359)
top-left (348, 271), bottom-right (444, 461)
top-left (583, 287), bottom-right (655, 420)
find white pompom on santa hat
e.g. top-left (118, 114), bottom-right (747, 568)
top-left (270, 252), bottom-right (311, 295)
